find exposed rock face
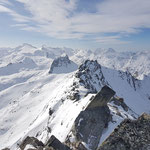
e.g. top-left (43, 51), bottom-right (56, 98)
top-left (2, 148), bottom-right (10, 150)
top-left (69, 86), bottom-right (115, 150)
top-left (75, 60), bottom-right (108, 93)
top-left (49, 55), bottom-right (78, 74)
top-left (119, 70), bottom-right (140, 91)
top-left (87, 86), bottom-right (116, 108)
top-left (19, 136), bottom-right (44, 150)
top-left (19, 135), bottom-right (70, 150)
top-left (67, 92), bottom-right (80, 101)
top-left (111, 97), bottom-right (129, 112)
top-left (65, 81), bottom-right (80, 102)
top-left (98, 113), bottom-right (150, 150)
top-left (45, 135), bottom-right (70, 150)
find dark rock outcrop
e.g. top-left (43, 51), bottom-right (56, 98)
top-left (111, 97), bottom-right (129, 112)
top-left (19, 136), bottom-right (44, 150)
top-left (45, 135), bottom-right (70, 150)
top-left (65, 81), bottom-right (80, 101)
top-left (2, 148), bottom-right (10, 150)
top-left (67, 92), bottom-right (80, 101)
top-left (19, 135), bottom-right (70, 150)
top-left (87, 86), bottom-right (115, 108)
top-left (69, 86), bottom-right (115, 150)
top-left (98, 113), bottom-right (150, 150)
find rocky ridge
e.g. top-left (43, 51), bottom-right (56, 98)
top-left (118, 70), bottom-right (140, 91)
top-left (66, 86), bottom-right (116, 150)
top-left (75, 60), bottom-right (108, 93)
top-left (18, 135), bottom-right (70, 150)
top-left (98, 113), bottom-right (150, 150)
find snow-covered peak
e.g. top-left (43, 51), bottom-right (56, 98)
top-left (14, 43), bottom-right (37, 55)
top-left (41, 45), bottom-right (77, 59)
top-left (0, 57), bottom-right (37, 76)
top-left (107, 48), bottom-right (116, 53)
top-left (76, 60), bottom-right (108, 93)
top-left (16, 43), bottom-right (37, 49)
top-left (49, 55), bottom-right (78, 74)
top-left (93, 48), bottom-right (115, 55)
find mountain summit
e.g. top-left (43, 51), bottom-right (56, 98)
top-left (49, 55), bottom-right (78, 74)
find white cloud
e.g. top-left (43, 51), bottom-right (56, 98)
top-left (0, 4), bottom-right (30, 22)
top-left (0, 0), bottom-right (11, 5)
top-left (70, 0), bottom-right (150, 34)
top-left (10, 12), bottom-right (30, 22)
top-left (0, 5), bottom-right (11, 12)
top-left (1, 0), bottom-right (150, 44)
top-left (95, 35), bottom-right (130, 44)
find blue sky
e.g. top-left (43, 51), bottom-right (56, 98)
top-left (0, 0), bottom-right (150, 51)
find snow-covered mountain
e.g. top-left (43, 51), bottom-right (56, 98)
top-left (0, 44), bottom-right (150, 150)
top-left (1, 44), bottom-right (150, 79)
top-left (49, 55), bottom-right (78, 74)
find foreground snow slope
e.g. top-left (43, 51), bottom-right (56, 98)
top-left (0, 44), bottom-right (150, 149)
top-left (0, 71), bottom-right (82, 149)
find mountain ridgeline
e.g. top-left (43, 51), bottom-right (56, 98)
top-left (0, 44), bottom-right (150, 150)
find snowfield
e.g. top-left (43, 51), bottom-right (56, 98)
top-left (0, 44), bottom-right (150, 149)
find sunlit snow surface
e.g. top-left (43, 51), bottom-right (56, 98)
top-left (0, 44), bottom-right (150, 149)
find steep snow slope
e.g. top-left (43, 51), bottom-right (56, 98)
top-left (0, 71), bottom-right (78, 149)
top-left (102, 67), bottom-right (150, 114)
